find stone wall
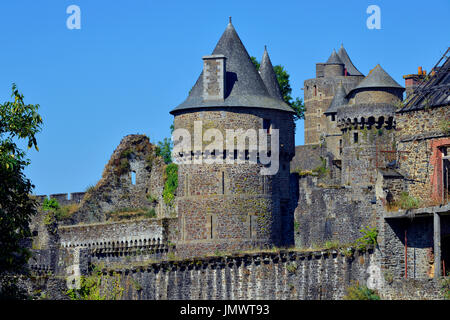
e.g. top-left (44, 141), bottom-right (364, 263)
top-left (59, 219), bottom-right (166, 248)
top-left (173, 107), bottom-right (295, 257)
top-left (97, 248), bottom-right (379, 300)
top-left (69, 135), bottom-right (169, 224)
top-left (303, 75), bottom-right (362, 145)
top-left (294, 175), bottom-right (377, 248)
top-left (396, 105), bottom-right (450, 203)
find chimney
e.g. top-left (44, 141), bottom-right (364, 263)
top-left (403, 66), bottom-right (426, 98)
top-left (202, 55), bottom-right (226, 101)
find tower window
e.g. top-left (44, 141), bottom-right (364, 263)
top-left (331, 114), bottom-right (336, 121)
top-left (263, 119), bottom-right (271, 134)
top-left (353, 132), bottom-right (358, 143)
top-left (314, 85), bottom-right (317, 96)
top-left (317, 124), bottom-right (321, 131)
top-left (339, 139), bottom-right (342, 155)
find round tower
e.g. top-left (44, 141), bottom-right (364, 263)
top-left (337, 64), bottom-right (404, 187)
top-left (170, 21), bottom-right (295, 258)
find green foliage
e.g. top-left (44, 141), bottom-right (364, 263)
top-left (439, 119), bottom-right (450, 135)
top-left (156, 137), bottom-right (173, 164)
top-left (0, 84), bottom-right (42, 279)
top-left (398, 192), bottom-right (420, 210)
top-left (163, 163), bottom-right (178, 206)
top-left (251, 57), bottom-right (305, 122)
top-left (312, 157), bottom-right (329, 178)
top-left (42, 198), bottom-right (59, 211)
top-left (286, 262), bottom-right (297, 274)
top-left (441, 276), bottom-right (450, 300)
top-left (355, 226), bottom-right (378, 251)
top-left (343, 281), bottom-right (380, 300)
top-left (66, 265), bottom-right (123, 300)
top-left (144, 208), bottom-right (156, 218)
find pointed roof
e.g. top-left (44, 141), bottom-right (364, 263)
top-left (351, 64), bottom-right (404, 92)
top-left (337, 44), bottom-right (364, 76)
top-left (324, 83), bottom-right (348, 115)
top-left (259, 46), bottom-right (283, 101)
top-left (325, 49), bottom-right (344, 65)
top-left (170, 21), bottom-right (293, 114)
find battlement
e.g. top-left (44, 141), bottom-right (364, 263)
top-left (35, 192), bottom-right (86, 206)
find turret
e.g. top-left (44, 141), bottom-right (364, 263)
top-left (170, 20), bottom-right (295, 258)
top-left (337, 64), bottom-right (405, 186)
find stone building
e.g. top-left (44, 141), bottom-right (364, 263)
top-left (303, 45), bottom-right (364, 155)
top-left (170, 20), bottom-right (295, 258)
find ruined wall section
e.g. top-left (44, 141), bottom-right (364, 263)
top-left (69, 134), bottom-right (168, 224)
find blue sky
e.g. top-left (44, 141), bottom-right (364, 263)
top-left (0, 0), bottom-right (448, 196)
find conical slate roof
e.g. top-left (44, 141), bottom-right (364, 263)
top-left (337, 44), bottom-right (364, 76)
top-left (324, 83), bottom-right (348, 115)
top-left (170, 21), bottom-right (293, 114)
top-left (259, 46), bottom-right (283, 101)
top-left (325, 49), bottom-right (344, 65)
top-left (351, 64), bottom-right (404, 92)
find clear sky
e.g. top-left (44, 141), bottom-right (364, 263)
top-left (0, 0), bottom-right (448, 196)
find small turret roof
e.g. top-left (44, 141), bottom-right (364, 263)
top-left (324, 83), bottom-right (348, 115)
top-left (325, 49), bottom-right (344, 65)
top-left (170, 21), bottom-right (293, 114)
top-left (259, 46), bottom-right (284, 101)
top-left (351, 64), bottom-right (404, 92)
top-left (337, 44), bottom-right (364, 76)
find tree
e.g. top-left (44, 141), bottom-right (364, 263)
top-left (251, 56), bottom-right (305, 122)
top-left (155, 137), bottom-right (173, 164)
top-left (0, 84), bottom-right (42, 298)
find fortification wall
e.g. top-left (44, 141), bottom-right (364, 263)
top-left (35, 192), bottom-right (86, 206)
top-left (294, 175), bottom-right (377, 248)
top-left (59, 219), bottom-right (167, 248)
top-left (97, 248), bottom-right (379, 300)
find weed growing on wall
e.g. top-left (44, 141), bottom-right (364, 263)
top-left (343, 281), bottom-right (380, 300)
top-left (163, 163), bottom-right (178, 206)
top-left (355, 226), bottom-right (378, 251)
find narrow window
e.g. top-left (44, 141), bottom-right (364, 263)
top-left (131, 171), bottom-right (136, 185)
top-left (353, 132), bottom-right (358, 143)
top-left (210, 216), bottom-right (213, 239)
top-left (339, 139), bottom-right (343, 155)
top-left (314, 85), bottom-right (317, 96)
top-left (263, 119), bottom-right (271, 134)
top-left (331, 114), bottom-right (336, 121)
top-left (221, 171), bottom-right (225, 194)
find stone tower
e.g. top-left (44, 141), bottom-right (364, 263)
top-left (303, 45), bottom-right (364, 160)
top-left (170, 20), bottom-right (295, 258)
top-left (337, 64), bottom-right (405, 187)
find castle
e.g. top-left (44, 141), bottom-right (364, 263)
top-left (21, 21), bottom-right (450, 300)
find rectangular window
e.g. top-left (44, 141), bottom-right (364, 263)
top-left (354, 132), bottom-right (358, 143)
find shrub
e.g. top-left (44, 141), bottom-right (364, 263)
top-left (398, 192), bottom-right (420, 210)
top-left (355, 226), bottom-right (378, 251)
top-left (163, 163), bottom-right (178, 206)
top-left (343, 281), bottom-right (380, 300)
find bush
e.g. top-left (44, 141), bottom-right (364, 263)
top-left (355, 226), bottom-right (378, 251)
top-left (163, 163), bottom-right (178, 206)
top-left (343, 281), bottom-right (380, 300)
top-left (398, 192), bottom-right (420, 210)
